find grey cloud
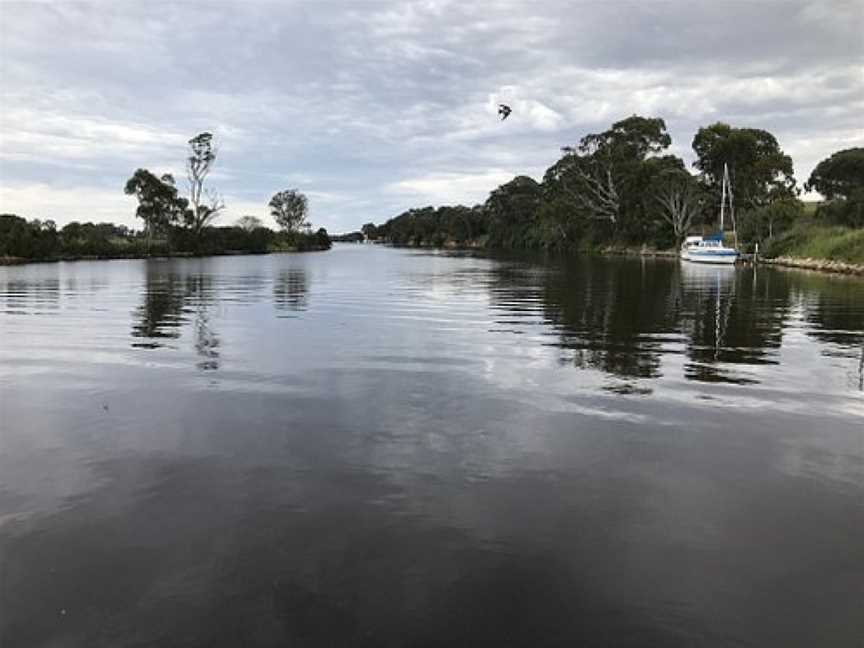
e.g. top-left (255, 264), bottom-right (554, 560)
top-left (1, 0), bottom-right (862, 231)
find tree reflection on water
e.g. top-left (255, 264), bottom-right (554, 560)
top-left (131, 265), bottom-right (220, 370)
top-left (273, 268), bottom-right (308, 315)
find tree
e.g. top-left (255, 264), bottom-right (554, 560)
top-left (579, 115), bottom-right (672, 161)
top-left (738, 199), bottom-right (802, 248)
top-left (236, 215), bottom-right (263, 231)
top-left (760, 199), bottom-right (801, 240)
top-left (124, 169), bottom-right (188, 248)
top-left (650, 168), bottom-right (704, 245)
top-left (0, 214), bottom-right (32, 257)
top-left (269, 190), bottom-right (309, 232)
top-left (692, 123), bottom-right (796, 211)
top-left (552, 152), bottom-right (621, 224)
top-left (186, 132), bottom-right (224, 238)
top-left (361, 222), bottom-right (378, 240)
top-left (805, 148), bottom-right (864, 227)
top-left (314, 227), bottom-right (332, 249)
top-left (548, 116), bottom-right (673, 228)
top-left (486, 176), bottom-right (542, 224)
top-left (484, 176), bottom-right (542, 246)
top-left (805, 148), bottom-right (864, 200)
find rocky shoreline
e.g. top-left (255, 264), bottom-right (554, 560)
top-left (596, 248), bottom-right (863, 276)
top-left (761, 256), bottom-right (864, 276)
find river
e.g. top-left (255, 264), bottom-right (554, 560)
top-left (1, 245), bottom-right (862, 647)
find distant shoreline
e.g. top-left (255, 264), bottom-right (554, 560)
top-left (5, 246), bottom-right (863, 278)
top-left (348, 240), bottom-right (864, 278)
top-left (0, 246), bottom-right (330, 267)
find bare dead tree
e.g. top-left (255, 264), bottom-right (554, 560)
top-left (555, 148), bottom-right (620, 224)
top-left (186, 133), bottom-right (224, 237)
top-left (653, 172), bottom-right (702, 244)
top-left (204, 188), bottom-right (225, 220)
top-left (571, 163), bottom-right (620, 223)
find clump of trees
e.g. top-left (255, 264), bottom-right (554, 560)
top-left (805, 147), bottom-right (864, 227)
top-left (124, 133), bottom-right (226, 250)
top-left (374, 115), bottom-right (829, 253)
top-left (1, 132), bottom-right (331, 262)
top-left (0, 216), bottom-right (159, 260)
top-left (361, 223), bottom-right (379, 240)
top-left (123, 169), bottom-right (188, 251)
top-left (1, 216), bottom-right (63, 259)
top-left (267, 188), bottom-right (329, 251)
top-left (0, 212), bottom-right (318, 261)
top-left (377, 204), bottom-right (488, 247)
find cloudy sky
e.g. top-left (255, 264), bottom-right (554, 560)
top-left (1, 1), bottom-right (862, 232)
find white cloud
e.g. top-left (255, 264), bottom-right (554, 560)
top-left (0, 108), bottom-right (187, 163)
top-left (0, 183), bottom-right (138, 226)
top-left (386, 170), bottom-right (527, 206)
top-left (0, 0), bottom-right (862, 231)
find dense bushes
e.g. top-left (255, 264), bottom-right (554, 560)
top-left (814, 197), bottom-right (864, 228)
top-left (0, 213), bottom-right (330, 262)
top-left (1, 215), bottom-right (63, 259)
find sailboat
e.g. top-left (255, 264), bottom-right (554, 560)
top-left (680, 163), bottom-right (740, 265)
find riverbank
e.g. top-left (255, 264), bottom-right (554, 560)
top-left (0, 246), bottom-right (331, 266)
top-left (1, 214), bottom-right (333, 265)
top-left (379, 238), bottom-right (679, 257)
top-left (761, 256), bottom-right (864, 276)
top-left (376, 239), bottom-right (864, 278)
top-left (589, 247), bottom-right (863, 276)
top-left (764, 223), bottom-right (864, 265)
top-left (0, 256), bottom-right (27, 265)
top-left (756, 223), bottom-right (864, 276)
top-left (597, 245), bottom-right (677, 258)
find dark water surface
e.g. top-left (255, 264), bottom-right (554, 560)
top-left (1, 246), bottom-right (862, 647)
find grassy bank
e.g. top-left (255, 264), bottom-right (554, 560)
top-left (764, 223), bottom-right (864, 265)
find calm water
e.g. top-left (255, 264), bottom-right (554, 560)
top-left (1, 246), bottom-right (862, 647)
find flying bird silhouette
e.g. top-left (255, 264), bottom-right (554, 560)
top-left (498, 104), bottom-right (512, 121)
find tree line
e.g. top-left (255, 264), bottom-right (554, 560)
top-left (1, 132), bottom-right (330, 261)
top-left (370, 117), bottom-right (863, 254)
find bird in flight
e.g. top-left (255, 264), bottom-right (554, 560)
top-left (498, 104), bottom-right (512, 121)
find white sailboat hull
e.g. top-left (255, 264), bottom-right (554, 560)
top-left (681, 249), bottom-right (738, 265)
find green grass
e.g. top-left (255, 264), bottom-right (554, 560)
top-left (800, 201), bottom-right (821, 217)
top-left (765, 222), bottom-right (864, 265)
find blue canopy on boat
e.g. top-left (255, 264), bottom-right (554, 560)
top-left (704, 232), bottom-right (724, 241)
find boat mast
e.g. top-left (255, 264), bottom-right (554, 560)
top-left (720, 163), bottom-right (727, 233)
top-left (728, 164), bottom-right (739, 249)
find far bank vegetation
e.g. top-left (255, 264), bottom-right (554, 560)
top-left (1, 132), bottom-right (331, 263)
top-left (365, 117), bottom-right (863, 265)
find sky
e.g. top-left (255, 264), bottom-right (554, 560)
top-left (0, 1), bottom-right (862, 233)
